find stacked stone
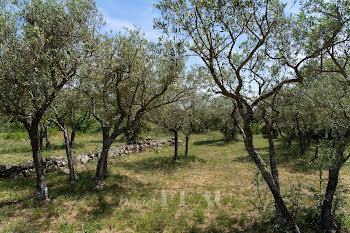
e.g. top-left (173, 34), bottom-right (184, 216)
top-left (0, 138), bottom-right (177, 178)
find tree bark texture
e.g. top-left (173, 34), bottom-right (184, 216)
top-left (238, 104), bottom-right (300, 233)
top-left (29, 123), bottom-right (49, 201)
top-left (95, 127), bottom-right (113, 187)
top-left (321, 129), bottom-right (350, 233)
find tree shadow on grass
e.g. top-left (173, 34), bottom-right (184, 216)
top-left (0, 145), bottom-right (32, 155)
top-left (48, 169), bottom-right (150, 200)
top-left (41, 142), bottom-right (86, 151)
top-left (84, 137), bottom-right (124, 145)
top-left (0, 167), bottom-right (156, 233)
top-left (188, 214), bottom-right (273, 233)
top-left (0, 167), bottom-right (152, 206)
top-left (232, 143), bottom-right (319, 174)
top-left (193, 139), bottom-right (239, 147)
top-left (119, 155), bottom-right (207, 173)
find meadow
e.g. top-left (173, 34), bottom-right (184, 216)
top-left (0, 131), bottom-right (349, 233)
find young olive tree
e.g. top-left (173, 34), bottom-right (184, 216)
top-left (181, 96), bottom-right (206, 157)
top-left (151, 102), bottom-right (186, 161)
top-left (82, 30), bottom-right (186, 188)
top-left (0, 0), bottom-right (102, 200)
top-left (176, 68), bottom-right (205, 157)
top-left (47, 88), bottom-right (89, 183)
top-left (154, 0), bottom-right (342, 231)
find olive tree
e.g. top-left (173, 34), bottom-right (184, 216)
top-left (154, 0), bottom-right (341, 231)
top-left (0, 0), bottom-right (102, 200)
top-left (303, 72), bottom-right (349, 232)
top-left (275, 87), bottom-right (320, 155)
top-left (207, 97), bottom-right (238, 141)
top-left (311, 73), bottom-right (349, 233)
top-left (181, 96), bottom-right (206, 157)
top-left (176, 69), bottom-right (205, 157)
top-left (82, 30), bottom-right (186, 188)
top-left (280, 1), bottom-right (350, 231)
top-left (47, 88), bottom-right (89, 183)
top-left (151, 102), bottom-right (186, 161)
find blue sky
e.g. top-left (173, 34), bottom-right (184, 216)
top-left (95, 0), bottom-right (300, 68)
top-left (95, 0), bottom-right (162, 41)
top-left (95, 0), bottom-right (300, 42)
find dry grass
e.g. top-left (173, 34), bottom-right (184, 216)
top-left (0, 131), bottom-right (349, 232)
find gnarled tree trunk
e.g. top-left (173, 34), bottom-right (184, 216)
top-left (95, 127), bottom-right (113, 188)
top-left (29, 123), bottom-right (49, 201)
top-left (299, 134), bottom-right (311, 156)
top-left (39, 123), bottom-right (45, 151)
top-left (267, 124), bottom-right (281, 215)
top-left (321, 164), bottom-right (341, 233)
top-left (237, 104), bottom-right (300, 233)
top-left (321, 130), bottom-right (350, 233)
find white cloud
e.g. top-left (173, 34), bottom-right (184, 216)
top-left (104, 16), bottom-right (136, 32)
top-left (144, 31), bottom-right (162, 41)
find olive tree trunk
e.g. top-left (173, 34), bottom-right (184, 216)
top-left (62, 127), bottom-right (77, 183)
top-left (39, 123), bottom-right (44, 151)
top-left (321, 130), bottom-right (350, 233)
top-left (28, 123), bottom-right (49, 201)
top-left (238, 105), bottom-right (300, 233)
top-left (50, 115), bottom-right (78, 183)
top-left (70, 127), bottom-right (76, 147)
top-left (185, 135), bottom-right (189, 157)
top-left (44, 124), bottom-right (51, 149)
top-left (95, 127), bottom-right (114, 188)
top-left (299, 134), bottom-right (311, 156)
top-left (172, 129), bottom-right (179, 161)
top-left (321, 164), bottom-right (341, 233)
top-left (266, 124), bottom-right (281, 215)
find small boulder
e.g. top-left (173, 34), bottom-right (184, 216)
top-left (80, 155), bottom-right (90, 165)
top-left (60, 168), bottom-right (70, 174)
top-left (23, 161), bottom-right (34, 169)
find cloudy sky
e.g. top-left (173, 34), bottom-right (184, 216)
top-left (95, 0), bottom-right (300, 68)
top-left (95, 0), bottom-right (162, 41)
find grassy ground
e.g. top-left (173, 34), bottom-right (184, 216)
top-left (0, 131), bottom-right (349, 232)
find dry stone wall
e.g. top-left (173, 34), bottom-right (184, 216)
top-left (0, 138), bottom-right (178, 179)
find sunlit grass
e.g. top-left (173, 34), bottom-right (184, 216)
top-left (0, 131), bottom-right (349, 232)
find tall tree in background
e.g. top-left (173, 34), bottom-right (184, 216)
top-left (82, 30), bottom-right (186, 188)
top-left (0, 0), bottom-right (102, 200)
